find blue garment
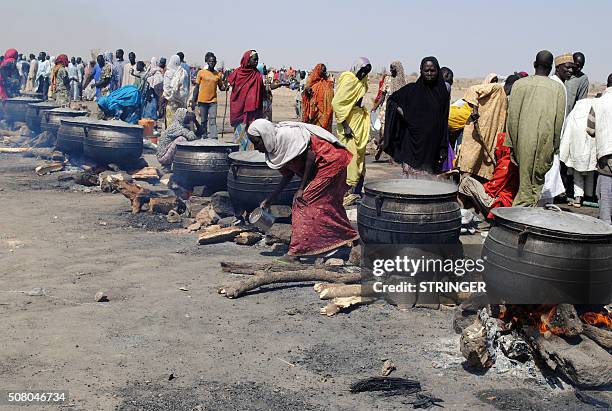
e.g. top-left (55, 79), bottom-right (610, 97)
top-left (93, 64), bottom-right (102, 98)
top-left (97, 85), bottom-right (142, 124)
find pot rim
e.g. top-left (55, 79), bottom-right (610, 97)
top-left (491, 207), bottom-right (612, 240)
top-left (364, 179), bottom-right (458, 200)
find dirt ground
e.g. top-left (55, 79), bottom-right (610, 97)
top-left (0, 88), bottom-right (608, 411)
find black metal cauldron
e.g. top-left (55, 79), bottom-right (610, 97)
top-left (358, 179), bottom-right (461, 244)
top-left (2, 96), bottom-right (43, 125)
top-left (82, 120), bottom-right (144, 165)
top-left (57, 117), bottom-right (99, 155)
top-left (40, 108), bottom-right (88, 136)
top-left (227, 151), bottom-right (301, 212)
top-left (482, 205), bottom-right (612, 304)
top-left (25, 102), bottom-right (59, 133)
top-left (172, 140), bottom-right (239, 192)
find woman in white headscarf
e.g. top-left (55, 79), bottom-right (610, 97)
top-left (142, 57), bottom-right (163, 119)
top-left (162, 54), bottom-right (189, 127)
top-left (247, 119), bottom-right (359, 259)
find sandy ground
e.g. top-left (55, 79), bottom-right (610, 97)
top-left (0, 88), bottom-right (606, 411)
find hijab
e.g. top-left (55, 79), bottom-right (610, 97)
top-left (0, 49), bottom-right (19, 100)
top-left (383, 56), bottom-right (450, 171)
top-left (350, 57), bottom-right (371, 75)
top-left (483, 73), bottom-right (498, 84)
top-left (55, 54), bottom-right (69, 67)
top-left (227, 50), bottom-right (264, 126)
top-left (248, 119), bottom-right (343, 169)
top-left (388, 61), bottom-right (407, 95)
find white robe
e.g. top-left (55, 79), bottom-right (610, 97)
top-left (559, 99), bottom-right (597, 172)
top-left (539, 75), bottom-right (567, 203)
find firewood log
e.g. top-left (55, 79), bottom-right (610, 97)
top-left (218, 269), bottom-right (360, 299)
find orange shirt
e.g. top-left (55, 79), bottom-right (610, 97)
top-left (196, 69), bottom-right (222, 103)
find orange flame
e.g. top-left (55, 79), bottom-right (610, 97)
top-left (581, 312), bottom-right (612, 329)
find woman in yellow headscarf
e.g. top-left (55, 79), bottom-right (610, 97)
top-left (332, 57), bottom-right (371, 198)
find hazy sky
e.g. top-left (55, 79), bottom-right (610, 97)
top-left (3, 0), bottom-right (611, 81)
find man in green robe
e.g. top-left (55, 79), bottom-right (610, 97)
top-left (506, 50), bottom-right (566, 206)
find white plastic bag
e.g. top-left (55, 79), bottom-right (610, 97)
top-left (540, 154), bottom-right (565, 204)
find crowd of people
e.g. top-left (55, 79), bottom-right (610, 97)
top-left (2, 46), bottom-right (612, 259)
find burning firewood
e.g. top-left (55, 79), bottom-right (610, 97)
top-left (582, 323), bottom-right (612, 352)
top-left (218, 269), bottom-right (360, 299)
top-left (525, 327), bottom-right (612, 389)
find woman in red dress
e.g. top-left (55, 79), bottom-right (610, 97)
top-left (247, 119), bottom-right (359, 258)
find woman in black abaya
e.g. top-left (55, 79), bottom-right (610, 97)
top-left (382, 56), bottom-right (450, 176)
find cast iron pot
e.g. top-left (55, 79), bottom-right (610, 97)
top-left (358, 179), bottom-right (461, 244)
top-left (40, 108), bottom-right (88, 136)
top-left (172, 140), bottom-right (239, 192)
top-left (482, 205), bottom-right (612, 304)
top-left (3, 96), bottom-right (43, 125)
top-left (57, 117), bottom-right (100, 155)
top-left (25, 102), bottom-right (60, 133)
top-left (83, 119), bottom-right (144, 165)
top-left (227, 150), bottom-right (301, 212)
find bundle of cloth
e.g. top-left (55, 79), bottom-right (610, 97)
top-left (97, 85), bottom-right (141, 123)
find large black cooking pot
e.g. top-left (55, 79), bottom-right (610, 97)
top-left (40, 108), bottom-right (88, 136)
top-left (483, 205), bottom-right (612, 304)
top-left (3, 96), bottom-right (43, 125)
top-left (57, 117), bottom-right (99, 155)
top-left (83, 120), bottom-right (143, 165)
top-left (227, 151), bottom-right (301, 212)
top-left (358, 179), bottom-right (461, 244)
top-left (20, 92), bottom-right (44, 99)
top-left (172, 140), bottom-right (239, 192)
top-left (25, 102), bottom-right (59, 133)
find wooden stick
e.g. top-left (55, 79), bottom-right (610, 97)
top-left (0, 147), bottom-right (30, 153)
top-left (218, 269), bottom-right (360, 299)
top-left (320, 296), bottom-right (375, 316)
top-left (314, 283), bottom-right (376, 300)
top-left (220, 261), bottom-right (344, 275)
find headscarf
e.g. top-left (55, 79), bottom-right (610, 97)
top-left (482, 73), bottom-right (498, 84)
top-left (0, 49), bottom-right (19, 100)
top-left (350, 57), bottom-right (371, 75)
top-left (302, 64), bottom-right (334, 131)
top-left (388, 61), bottom-right (407, 95)
top-left (146, 56), bottom-right (163, 92)
top-left (247, 119), bottom-right (343, 169)
top-left (2, 49), bottom-right (18, 66)
top-left (227, 50), bottom-right (264, 126)
top-left (50, 55), bottom-right (67, 96)
top-left (55, 54), bottom-right (69, 67)
top-left (383, 56), bottom-right (450, 171)
top-left (164, 55), bottom-right (181, 82)
top-left (162, 107), bottom-right (196, 139)
top-left (103, 52), bottom-right (113, 65)
top-left (163, 55), bottom-right (188, 105)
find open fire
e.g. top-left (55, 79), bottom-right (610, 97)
top-left (458, 302), bottom-right (612, 389)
